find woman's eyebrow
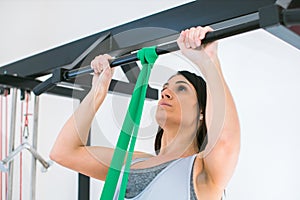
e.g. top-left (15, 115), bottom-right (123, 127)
top-left (175, 81), bottom-right (189, 85)
top-left (162, 81), bottom-right (191, 88)
top-left (176, 81), bottom-right (193, 89)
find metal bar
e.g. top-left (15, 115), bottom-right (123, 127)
top-left (65, 18), bottom-right (260, 79)
top-left (120, 63), bottom-right (141, 84)
top-left (0, 74), bottom-right (86, 99)
top-left (265, 24), bottom-right (300, 48)
top-left (7, 88), bottom-right (17, 200)
top-left (24, 144), bottom-right (49, 169)
top-left (276, 0), bottom-right (293, 9)
top-left (65, 53), bottom-right (137, 79)
top-left (69, 76), bottom-right (158, 100)
top-left (0, 0), bottom-right (275, 78)
top-left (0, 33), bottom-right (111, 78)
top-left (287, 0), bottom-right (300, 9)
top-left (0, 143), bottom-right (50, 170)
top-left (30, 95), bottom-right (39, 200)
top-left (1, 144), bottom-right (24, 164)
top-left (109, 79), bottom-right (158, 100)
top-left (32, 14), bottom-right (261, 96)
top-left (78, 121), bottom-right (91, 200)
top-left (0, 94), bottom-right (2, 197)
top-left (283, 8), bottom-right (300, 26)
top-left (259, 5), bottom-right (300, 49)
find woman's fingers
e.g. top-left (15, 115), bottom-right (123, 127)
top-left (90, 54), bottom-right (112, 74)
top-left (177, 30), bottom-right (186, 50)
top-left (90, 54), bottom-right (115, 91)
top-left (178, 26), bottom-right (214, 50)
top-left (194, 27), bottom-right (202, 47)
top-left (187, 27), bottom-right (197, 48)
top-left (199, 26), bottom-right (213, 40)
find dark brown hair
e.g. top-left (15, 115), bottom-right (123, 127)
top-left (154, 71), bottom-right (207, 154)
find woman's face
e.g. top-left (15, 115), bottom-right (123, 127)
top-left (155, 74), bottom-right (200, 130)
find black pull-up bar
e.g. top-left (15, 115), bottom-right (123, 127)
top-left (33, 4), bottom-right (300, 96)
top-left (33, 17), bottom-right (260, 96)
top-left (65, 18), bottom-right (261, 80)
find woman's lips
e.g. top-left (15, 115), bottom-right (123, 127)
top-left (159, 102), bottom-right (172, 107)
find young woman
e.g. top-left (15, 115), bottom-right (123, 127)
top-left (50, 26), bottom-right (240, 200)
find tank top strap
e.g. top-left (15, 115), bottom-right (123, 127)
top-left (130, 157), bottom-right (150, 166)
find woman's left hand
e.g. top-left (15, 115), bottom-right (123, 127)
top-left (177, 26), bottom-right (218, 62)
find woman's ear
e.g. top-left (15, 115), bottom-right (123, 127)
top-left (199, 114), bottom-right (203, 121)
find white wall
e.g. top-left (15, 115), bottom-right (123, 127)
top-left (219, 30), bottom-right (300, 200)
top-left (1, 1), bottom-right (300, 200)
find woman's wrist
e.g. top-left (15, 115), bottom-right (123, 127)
top-left (84, 89), bottom-right (106, 113)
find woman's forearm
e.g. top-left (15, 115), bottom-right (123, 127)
top-left (177, 26), bottom-right (240, 188)
top-left (195, 55), bottom-right (240, 152)
top-left (50, 55), bottom-right (114, 158)
top-left (50, 90), bottom-right (105, 158)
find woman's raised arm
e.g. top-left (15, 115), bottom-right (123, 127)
top-left (50, 54), bottom-right (116, 180)
top-left (177, 26), bottom-right (241, 189)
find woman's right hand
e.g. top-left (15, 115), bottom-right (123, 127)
top-left (177, 26), bottom-right (218, 64)
top-left (90, 54), bottom-right (114, 100)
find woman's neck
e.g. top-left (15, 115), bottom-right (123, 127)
top-left (158, 126), bottom-right (198, 158)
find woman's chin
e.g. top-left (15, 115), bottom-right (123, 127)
top-left (155, 117), bottom-right (166, 128)
top-left (155, 112), bottom-right (167, 128)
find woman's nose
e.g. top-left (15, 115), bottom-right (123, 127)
top-left (161, 89), bottom-right (173, 99)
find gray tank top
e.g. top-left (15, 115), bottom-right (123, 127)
top-left (113, 154), bottom-right (198, 200)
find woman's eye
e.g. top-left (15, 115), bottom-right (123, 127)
top-left (177, 85), bottom-right (187, 92)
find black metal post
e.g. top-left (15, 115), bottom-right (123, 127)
top-left (78, 125), bottom-right (91, 200)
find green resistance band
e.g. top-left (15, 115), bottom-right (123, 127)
top-left (100, 46), bottom-right (158, 200)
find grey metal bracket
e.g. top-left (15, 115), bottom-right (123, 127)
top-left (0, 142), bottom-right (52, 173)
